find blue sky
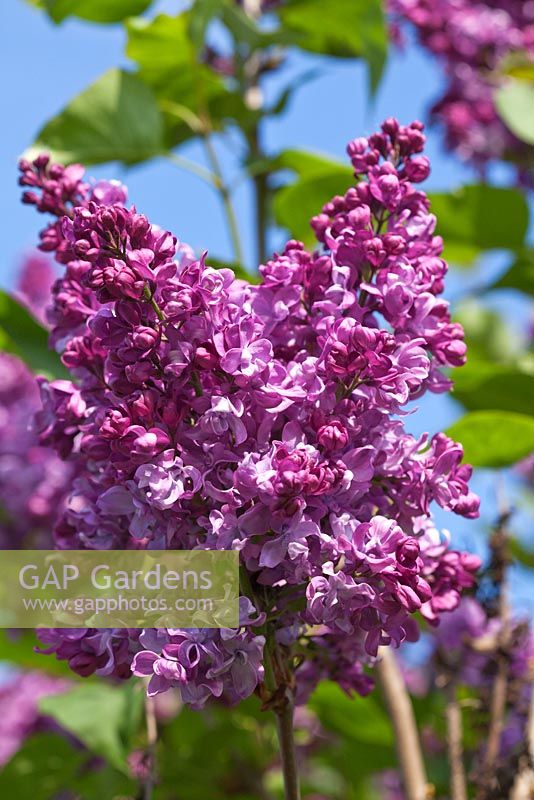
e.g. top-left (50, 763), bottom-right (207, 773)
top-left (1, 0), bottom-right (533, 610)
top-left (2, 0), bottom-right (478, 281)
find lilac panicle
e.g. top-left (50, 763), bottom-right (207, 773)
top-left (20, 128), bottom-right (480, 708)
top-left (389, 0), bottom-right (534, 180)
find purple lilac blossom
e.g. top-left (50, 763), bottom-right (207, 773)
top-left (0, 671), bottom-right (69, 765)
top-left (389, 0), bottom-right (534, 180)
top-left (20, 122), bottom-right (480, 708)
top-left (0, 255), bottom-right (72, 548)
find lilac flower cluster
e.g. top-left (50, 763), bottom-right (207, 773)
top-left (0, 255), bottom-right (72, 548)
top-left (389, 0), bottom-right (534, 178)
top-left (0, 670), bottom-right (69, 765)
top-left (20, 121), bottom-right (479, 708)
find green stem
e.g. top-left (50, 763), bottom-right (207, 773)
top-left (143, 284), bottom-right (165, 322)
top-left (240, 567), bottom-right (301, 800)
top-left (143, 695), bottom-right (157, 800)
top-left (166, 152), bottom-right (218, 187)
top-left (242, 0), bottom-right (269, 265)
top-left (263, 633), bottom-right (301, 800)
top-left (248, 125), bottom-right (269, 265)
top-left (168, 138), bottom-right (245, 266)
top-left (274, 695), bottom-right (301, 800)
top-left (203, 134), bottom-right (245, 266)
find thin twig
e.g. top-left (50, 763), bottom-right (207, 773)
top-left (202, 134), bottom-right (245, 265)
top-left (376, 647), bottom-right (432, 800)
top-left (143, 694), bottom-right (158, 800)
top-left (185, 42), bottom-right (245, 266)
top-left (243, 0), bottom-right (269, 265)
top-left (444, 679), bottom-right (468, 800)
top-left (483, 652), bottom-right (509, 774)
top-left (247, 126), bottom-right (269, 265)
top-left (274, 691), bottom-right (301, 800)
top-left (476, 482), bottom-right (512, 800)
top-left (257, 612), bottom-right (301, 800)
top-left (165, 152), bottom-right (218, 187)
top-left (510, 675), bottom-right (534, 800)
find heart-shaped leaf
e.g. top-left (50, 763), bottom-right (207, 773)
top-left (0, 291), bottom-right (67, 379)
top-left (446, 411), bottom-right (534, 467)
top-left (28, 69), bottom-right (164, 166)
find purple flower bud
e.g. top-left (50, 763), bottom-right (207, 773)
top-left (317, 421), bottom-right (349, 451)
top-left (404, 156), bottom-right (431, 182)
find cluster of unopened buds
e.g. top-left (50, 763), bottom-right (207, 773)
top-left (19, 118), bottom-right (481, 709)
top-left (389, 0), bottom-right (534, 180)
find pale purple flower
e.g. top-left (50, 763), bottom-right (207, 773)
top-left (135, 451), bottom-right (202, 509)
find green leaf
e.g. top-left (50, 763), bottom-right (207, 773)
top-left (158, 699), bottom-right (274, 800)
top-left (0, 735), bottom-right (86, 799)
top-left (509, 537), bottom-right (534, 568)
top-left (446, 411), bottom-right (534, 467)
top-left (506, 64), bottom-right (534, 81)
top-left (278, 0), bottom-right (388, 94)
top-left (274, 172), bottom-right (353, 244)
top-left (188, 0), bottom-right (223, 50)
top-left (28, 68), bottom-right (164, 166)
top-left (308, 681), bottom-right (396, 787)
top-left (276, 148), bottom-right (351, 178)
top-left (127, 14), bottom-right (199, 88)
top-left (0, 292), bottom-right (67, 379)
top-left (40, 0), bottom-right (153, 24)
top-left (126, 14), bottom-right (235, 146)
top-left (453, 360), bottom-right (534, 416)
top-left (495, 77), bottom-right (534, 145)
top-left (0, 733), bottom-right (135, 798)
top-left (454, 301), bottom-right (521, 363)
top-left (273, 155), bottom-right (353, 245)
top-left (0, 630), bottom-right (75, 676)
top-left (493, 249), bottom-right (534, 296)
top-left (500, 52), bottom-right (534, 81)
top-left (218, 1), bottom-right (274, 49)
top-left (189, 0), bottom-right (296, 52)
top-left (309, 681), bottom-right (393, 746)
top-left (39, 682), bottom-right (143, 772)
top-left (428, 185), bottom-right (529, 265)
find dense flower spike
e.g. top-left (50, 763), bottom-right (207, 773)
top-left (389, 0), bottom-right (534, 179)
top-left (21, 122), bottom-right (480, 709)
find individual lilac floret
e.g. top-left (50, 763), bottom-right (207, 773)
top-left (132, 599), bottom-right (265, 708)
top-left (135, 451), bottom-right (202, 510)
